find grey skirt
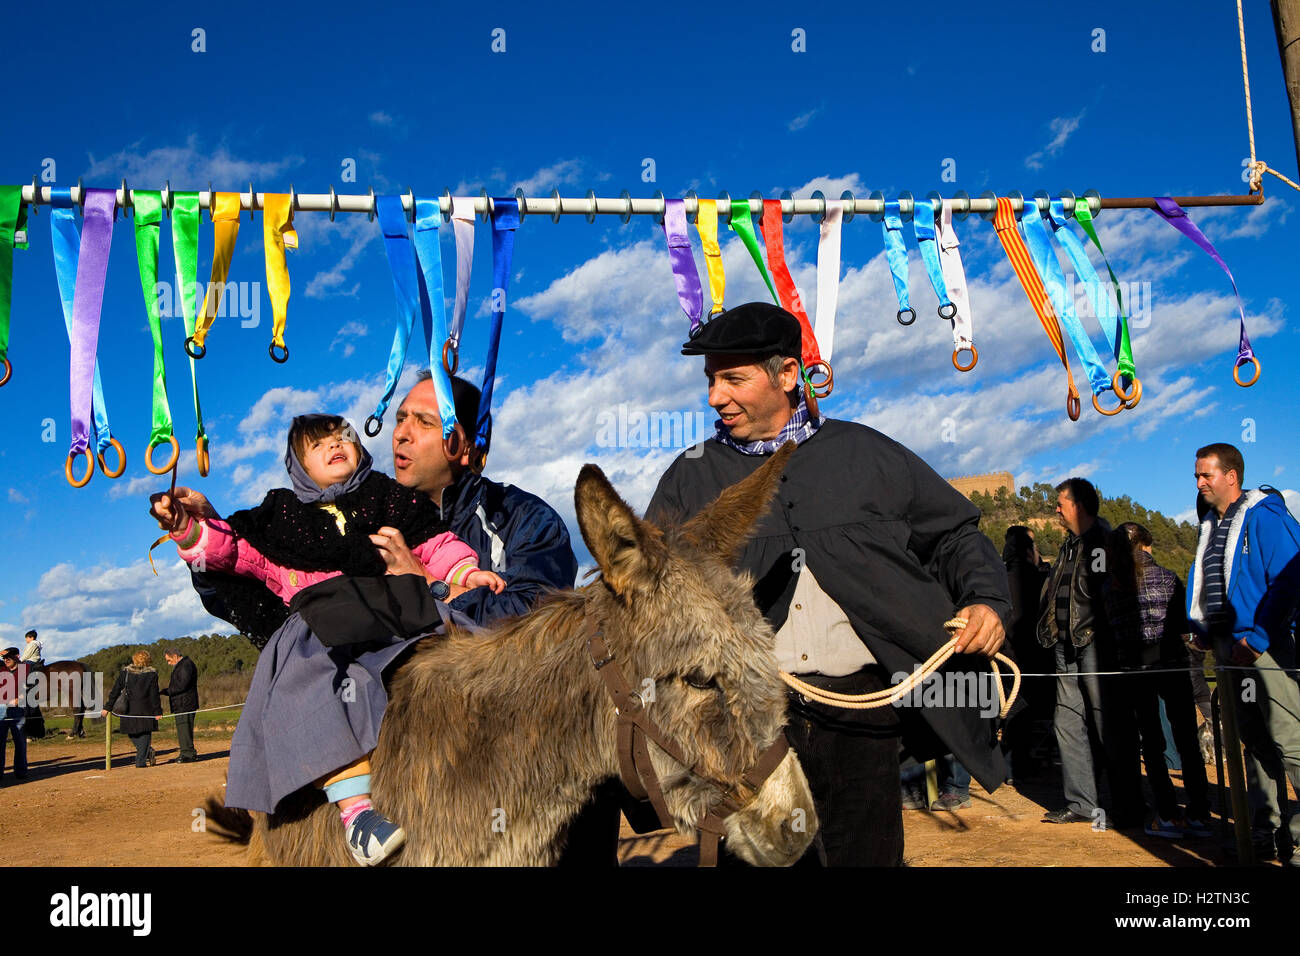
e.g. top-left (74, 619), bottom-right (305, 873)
top-left (224, 612), bottom-right (424, 814)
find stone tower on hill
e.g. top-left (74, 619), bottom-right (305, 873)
top-left (947, 471), bottom-right (1015, 499)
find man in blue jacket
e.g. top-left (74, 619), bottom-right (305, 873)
top-left (1188, 442), bottom-right (1300, 862)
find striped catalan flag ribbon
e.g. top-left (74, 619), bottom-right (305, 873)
top-left (992, 197), bottom-right (1080, 421)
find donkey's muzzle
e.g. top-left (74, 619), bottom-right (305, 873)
top-left (722, 747), bottom-right (818, 866)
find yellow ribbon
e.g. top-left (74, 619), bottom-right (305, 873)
top-left (696, 199), bottom-right (725, 315)
top-left (192, 192), bottom-right (243, 352)
top-left (262, 194), bottom-right (297, 356)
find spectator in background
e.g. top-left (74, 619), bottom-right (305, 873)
top-left (19, 630), bottom-right (44, 738)
top-left (1, 649), bottom-right (29, 782)
top-left (1103, 522), bottom-right (1212, 838)
top-left (1002, 526), bottom-right (1053, 780)
top-left (162, 650), bottom-right (200, 763)
top-left (102, 651), bottom-right (163, 768)
top-left (19, 631), bottom-right (43, 665)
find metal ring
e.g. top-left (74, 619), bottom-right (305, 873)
top-left (868, 190), bottom-right (886, 223)
top-left (951, 190), bottom-right (971, 221)
top-left (898, 190), bottom-right (914, 222)
top-left (896, 308), bottom-right (917, 326)
top-left (515, 187), bottom-right (528, 223)
top-left (1066, 391), bottom-right (1082, 422)
top-left (288, 182), bottom-right (297, 212)
top-left (207, 182), bottom-right (215, 221)
top-left (978, 190), bottom-right (999, 222)
top-left (549, 188), bottom-right (562, 224)
top-left (1057, 190), bottom-right (1076, 217)
top-left (97, 437), bottom-right (127, 478)
top-left (780, 190), bottom-right (794, 224)
top-left (718, 191), bottom-right (733, 224)
top-left (0, 357), bottom-right (10, 387)
top-left (145, 436), bottom-right (181, 475)
top-left (619, 189), bottom-right (632, 224)
top-left (1111, 369), bottom-right (1139, 403)
top-left (810, 190), bottom-right (826, 224)
top-left (1082, 189), bottom-right (1102, 218)
top-left (442, 340), bottom-right (459, 376)
top-left (585, 189), bottom-right (597, 224)
top-left (183, 336), bottom-right (206, 360)
top-left (440, 188), bottom-right (453, 223)
top-left (1233, 356), bottom-right (1261, 387)
top-left (479, 188), bottom-right (491, 223)
top-left (30, 175), bottom-right (40, 213)
top-left (163, 180), bottom-right (172, 219)
top-left (839, 190), bottom-right (856, 223)
top-left (268, 342), bottom-right (290, 364)
top-left (684, 189), bottom-right (699, 224)
top-left (66, 449), bottom-right (94, 488)
top-left (247, 181), bottom-right (257, 220)
top-left (1092, 390), bottom-right (1125, 417)
top-left (120, 178), bottom-right (131, 219)
top-left (364, 415), bottom-right (383, 437)
top-left (196, 436), bottom-right (210, 478)
top-left (328, 185), bottom-right (338, 221)
top-left (938, 302), bottom-right (958, 320)
top-left (651, 189), bottom-right (665, 225)
top-left (952, 346), bottom-right (978, 372)
top-left (367, 187), bottom-right (377, 222)
top-left (405, 186), bottom-right (417, 223)
top-left (77, 177), bottom-right (84, 211)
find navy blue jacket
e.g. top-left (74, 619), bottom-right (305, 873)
top-left (437, 471), bottom-right (578, 625)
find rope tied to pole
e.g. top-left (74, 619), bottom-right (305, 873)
top-left (779, 617), bottom-right (1022, 717)
top-left (1240, 0), bottom-right (1300, 194)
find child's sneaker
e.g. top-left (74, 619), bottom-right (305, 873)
top-left (345, 808), bottom-right (406, 866)
top-left (1144, 815), bottom-right (1183, 839)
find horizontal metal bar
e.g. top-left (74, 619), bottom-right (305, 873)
top-left (17, 182), bottom-right (1265, 222)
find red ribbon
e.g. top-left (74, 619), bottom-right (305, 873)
top-left (759, 200), bottom-right (822, 371)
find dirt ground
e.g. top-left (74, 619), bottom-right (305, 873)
top-left (0, 730), bottom-right (1283, 867)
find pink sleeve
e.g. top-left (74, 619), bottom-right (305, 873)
top-left (171, 517), bottom-right (339, 604)
top-left (413, 531), bottom-right (480, 585)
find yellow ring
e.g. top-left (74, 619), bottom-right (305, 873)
top-left (146, 436), bottom-right (181, 475)
top-left (1092, 391), bottom-right (1125, 417)
top-left (1233, 356), bottom-right (1261, 387)
top-left (0, 357), bottom-right (10, 387)
top-left (1122, 376), bottom-right (1143, 410)
top-left (96, 437), bottom-right (127, 478)
top-left (197, 436), bottom-right (210, 477)
top-left (66, 449), bottom-right (94, 488)
top-left (952, 346), bottom-right (978, 372)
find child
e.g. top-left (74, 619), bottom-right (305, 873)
top-left (155, 414), bottom-right (503, 865)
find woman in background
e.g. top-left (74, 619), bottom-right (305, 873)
top-left (102, 651), bottom-right (163, 768)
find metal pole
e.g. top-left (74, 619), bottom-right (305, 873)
top-left (1273, 0), bottom-right (1300, 174)
top-left (104, 711), bottom-right (111, 772)
top-left (15, 184), bottom-right (1265, 222)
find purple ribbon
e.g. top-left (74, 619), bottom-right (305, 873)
top-left (69, 189), bottom-right (116, 456)
top-left (1152, 197), bottom-right (1255, 367)
top-left (660, 199), bottom-right (703, 333)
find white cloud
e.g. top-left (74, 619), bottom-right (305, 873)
top-left (84, 134), bottom-right (302, 187)
top-left (303, 214), bottom-right (372, 299)
top-left (1284, 489), bottom-right (1300, 519)
top-left (369, 111), bottom-right (394, 126)
top-left (7, 488), bottom-right (27, 504)
top-left (788, 107), bottom-right (822, 132)
top-left (1025, 111), bottom-right (1086, 170)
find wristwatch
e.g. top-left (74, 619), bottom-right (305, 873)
top-left (429, 580), bottom-right (451, 601)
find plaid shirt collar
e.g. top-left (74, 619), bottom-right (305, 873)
top-left (714, 390), bottom-right (824, 456)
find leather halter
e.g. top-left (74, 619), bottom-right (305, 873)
top-left (583, 613), bottom-right (791, 867)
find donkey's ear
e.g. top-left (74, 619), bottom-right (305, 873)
top-left (681, 441), bottom-right (795, 565)
top-left (575, 464), bottom-right (666, 599)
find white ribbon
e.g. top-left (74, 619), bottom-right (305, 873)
top-left (815, 201), bottom-right (843, 361)
top-left (449, 197), bottom-right (477, 349)
top-left (937, 202), bottom-right (974, 354)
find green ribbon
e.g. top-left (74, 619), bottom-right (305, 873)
top-left (1072, 200), bottom-right (1136, 382)
top-left (0, 185), bottom-right (30, 368)
top-left (726, 199), bottom-right (778, 303)
top-left (170, 192), bottom-right (206, 445)
top-left (133, 191), bottom-right (174, 449)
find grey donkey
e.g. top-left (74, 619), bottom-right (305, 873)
top-left (216, 443), bottom-right (817, 865)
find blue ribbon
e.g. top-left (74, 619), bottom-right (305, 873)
top-left (881, 202), bottom-right (914, 324)
top-left (1020, 201), bottom-right (1112, 397)
top-left (411, 198), bottom-right (458, 439)
top-left (911, 200), bottom-right (955, 319)
top-left (1045, 200), bottom-right (1124, 362)
top-left (477, 199), bottom-right (519, 454)
top-left (368, 195), bottom-right (430, 433)
top-left (49, 189), bottom-right (115, 454)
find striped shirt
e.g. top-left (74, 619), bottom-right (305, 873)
top-left (1201, 497), bottom-right (1242, 633)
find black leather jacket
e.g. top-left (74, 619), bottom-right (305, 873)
top-left (1037, 520), bottom-right (1112, 649)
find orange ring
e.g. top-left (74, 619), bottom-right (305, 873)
top-left (197, 435), bottom-right (210, 477)
top-left (1111, 370), bottom-right (1138, 403)
top-left (1122, 376), bottom-right (1143, 410)
top-left (97, 437), bottom-right (127, 478)
top-left (1233, 356), bottom-right (1261, 387)
top-left (1066, 391), bottom-right (1081, 422)
top-left (952, 346), bottom-right (979, 372)
top-left (65, 449), bottom-right (94, 488)
top-left (806, 361), bottom-right (833, 398)
top-left (1092, 391), bottom-right (1125, 417)
top-left (442, 340), bottom-right (459, 376)
top-left (146, 436), bottom-right (181, 475)
top-left (469, 446), bottom-right (488, 474)
top-left (0, 357), bottom-right (10, 387)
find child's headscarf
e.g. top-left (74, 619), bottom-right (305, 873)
top-left (285, 420), bottom-right (374, 504)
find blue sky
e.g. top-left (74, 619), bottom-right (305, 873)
top-left (2, 0), bottom-right (1298, 658)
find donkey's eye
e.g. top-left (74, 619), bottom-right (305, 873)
top-left (681, 671), bottom-right (719, 691)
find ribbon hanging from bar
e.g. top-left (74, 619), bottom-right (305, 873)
top-left (1151, 196), bottom-right (1260, 387)
top-left (262, 193), bottom-right (297, 363)
top-left (65, 188), bottom-right (120, 486)
top-left (445, 196), bottom-right (476, 374)
top-left (911, 200), bottom-right (956, 321)
top-left (726, 199), bottom-right (777, 303)
top-left (1070, 200), bottom-right (1139, 403)
top-left (131, 190), bottom-right (180, 474)
top-left (937, 201), bottom-right (976, 371)
top-left (695, 199), bottom-right (725, 315)
top-left (991, 197), bottom-right (1080, 421)
top-left (0, 185), bottom-right (29, 387)
top-left (171, 191), bottom-right (210, 476)
top-left (412, 196), bottom-right (458, 440)
top-left (881, 202), bottom-right (915, 325)
top-left (474, 198), bottom-right (519, 470)
top-left (659, 198), bottom-right (703, 335)
top-left (367, 194), bottom-right (428, 436)
top-left (757, 200), bottom-right (830, 395)
top-left (815, 200), bottom-right (842, 362)
top-left (185, 192), bottom-right (242, 359)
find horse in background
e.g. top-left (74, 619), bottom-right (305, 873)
top-left (25, 661), bottom-right (92, 738)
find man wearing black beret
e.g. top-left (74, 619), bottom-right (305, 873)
top-left (647, 302), bottom-right (1012, 866)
